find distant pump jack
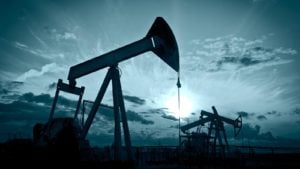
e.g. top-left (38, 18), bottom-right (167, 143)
top-left (180, 106), bottom-right (242, 157)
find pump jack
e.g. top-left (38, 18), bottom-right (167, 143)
top-left (180, 106), bottom-right (242, 157)
top-left (34, 17), bottom-right (179, 161)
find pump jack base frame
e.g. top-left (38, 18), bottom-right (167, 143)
top-left (81, 66), bottom-right (133, 160)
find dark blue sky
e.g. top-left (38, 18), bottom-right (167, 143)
top-left (0, 0), bottom-right (300, 146)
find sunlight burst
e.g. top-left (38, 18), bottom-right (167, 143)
top-left (165, 94), bottom-right (194, 118)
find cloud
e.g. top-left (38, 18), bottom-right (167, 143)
top-left (0, 101), bottom-right (48, 138)
top-left (236, 110), bottom-right (283, 120)
top-left (293, 108), bottom-right (300, 115)
top-left (0, 88), bottom-right (9, 95)
top-left (0, 101), bottom-right (50, 121)
top-left (19, 92), bottom-right (78, 108)
top-left (267, 110), bottom-right (278, 115)
top-left (0, 91), bottom-right (103, 141)
top-left (13, 39), bottom-right (66, 60)
top-left (236, 111), bottom-right (253, 119)
top-left (16, 63), bottom-right (65, 82)
top-left (14, 42), bottom-right (28, 49)
top-left (20, 92), bottom-right (52, 105)
top-left (56, 32), bottom-right (77, 41)
top-left (0, 89), bottom-right (154, 143)
top-left (14, 41), bottom-right (42, 56)
top-left (0, 99), bottom-right (77, 142)
top-left (161, 114), bottom-right (178, 121)
top-left (9, 81), bottom-right (24, 86)
top-left (43, 27), bottom-right (77, 41)
top-left (265, 110), bottom-right (281, 117)
top-left (123, 95), bottom-right (145, 105)
top-left (169, 124), bottom-right (179, 129)
top-left (187, 35), bottom-right (297, 72)
top-left (48, 82), bottom-right (56, 91)
top-left (227, 122), bottom-right (300, 147)
top-left (126, 110), bottom-right (154, 125)
top-left (257, 115), bottom-right (267, 120)
top-left (1, 87), bottom-right (299, 147)
top-left (0, 81), bottom-right (24, 102)
top-left (236, 110), bottom-right (286, 121)
top-left (227, 123), bottom-right (275, 141)
top-left (142, 108), bottom-right (168, 115)
top-left (83, 101), bottom-right (154, 125)
top-left (216, 55), bottom-right (274, 68)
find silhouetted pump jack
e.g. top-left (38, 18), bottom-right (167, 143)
top-left (34, 17), bottom-right (179, 161)
top-left (180, 106), bottom-right (242, 157)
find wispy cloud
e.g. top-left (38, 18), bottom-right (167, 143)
top-left (126, 110), bottom-right (154, 124)
top-left (177, 34), bottom-right (300, 120)
top-left (236, 111), bottom-right (254, 119)
top-left (123, 95), bottom-right (146, 105)
top-left (14, 42), bottom-right (28, 49)
top-left (43, 27), bottom-right (77, 41)
top-left (161, 114), bottom-right (178, 121)
top-left (16, 63), bottom-right (65, 82)
top-left (186, 35), bottom-right (297, 72)
top-left (0, 81), bottom-right (24, 102)
top-left (14, 41), bottom-right (41, 56)
top-left (266, 110), bottom-right (281, 117)
top-left (56, 32), bottom-right (77, 41)
top-left (257, 115), bottom-right (267, 120)
top-left (13, 41), bottom-right (65, 59)
top-left (236, 110), bottom-right (284, 121)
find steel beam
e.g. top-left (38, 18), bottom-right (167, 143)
top-left (116, 70), bottom-right (133, 160)
top-left (81, 68), bottom-right (112, 139)
top-left (68, 37), bottom-right (155, 82)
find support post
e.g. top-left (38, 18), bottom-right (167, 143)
top-left (74, 87), bottom-right (85, 120)
top-left (116, 68), bottom-right (133, 160)
top-left (81, 101), bottom-right (86, 127)
top-left (48, 81), bottom-right (60, 122)
top-left (112, 66), bottom-right (122, 160)
top-left (212, 123), bottom-right (217, 157)
top-left (222, 124), bottom-right (229, 152)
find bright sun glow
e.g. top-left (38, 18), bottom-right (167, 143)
top-left (165, 94), bottom-right (194, 118)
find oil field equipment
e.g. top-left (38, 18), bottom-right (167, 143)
top-left (180, 106), bottom-right (242, 157)
top-left (33, 17), bottom-right (179, 161)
